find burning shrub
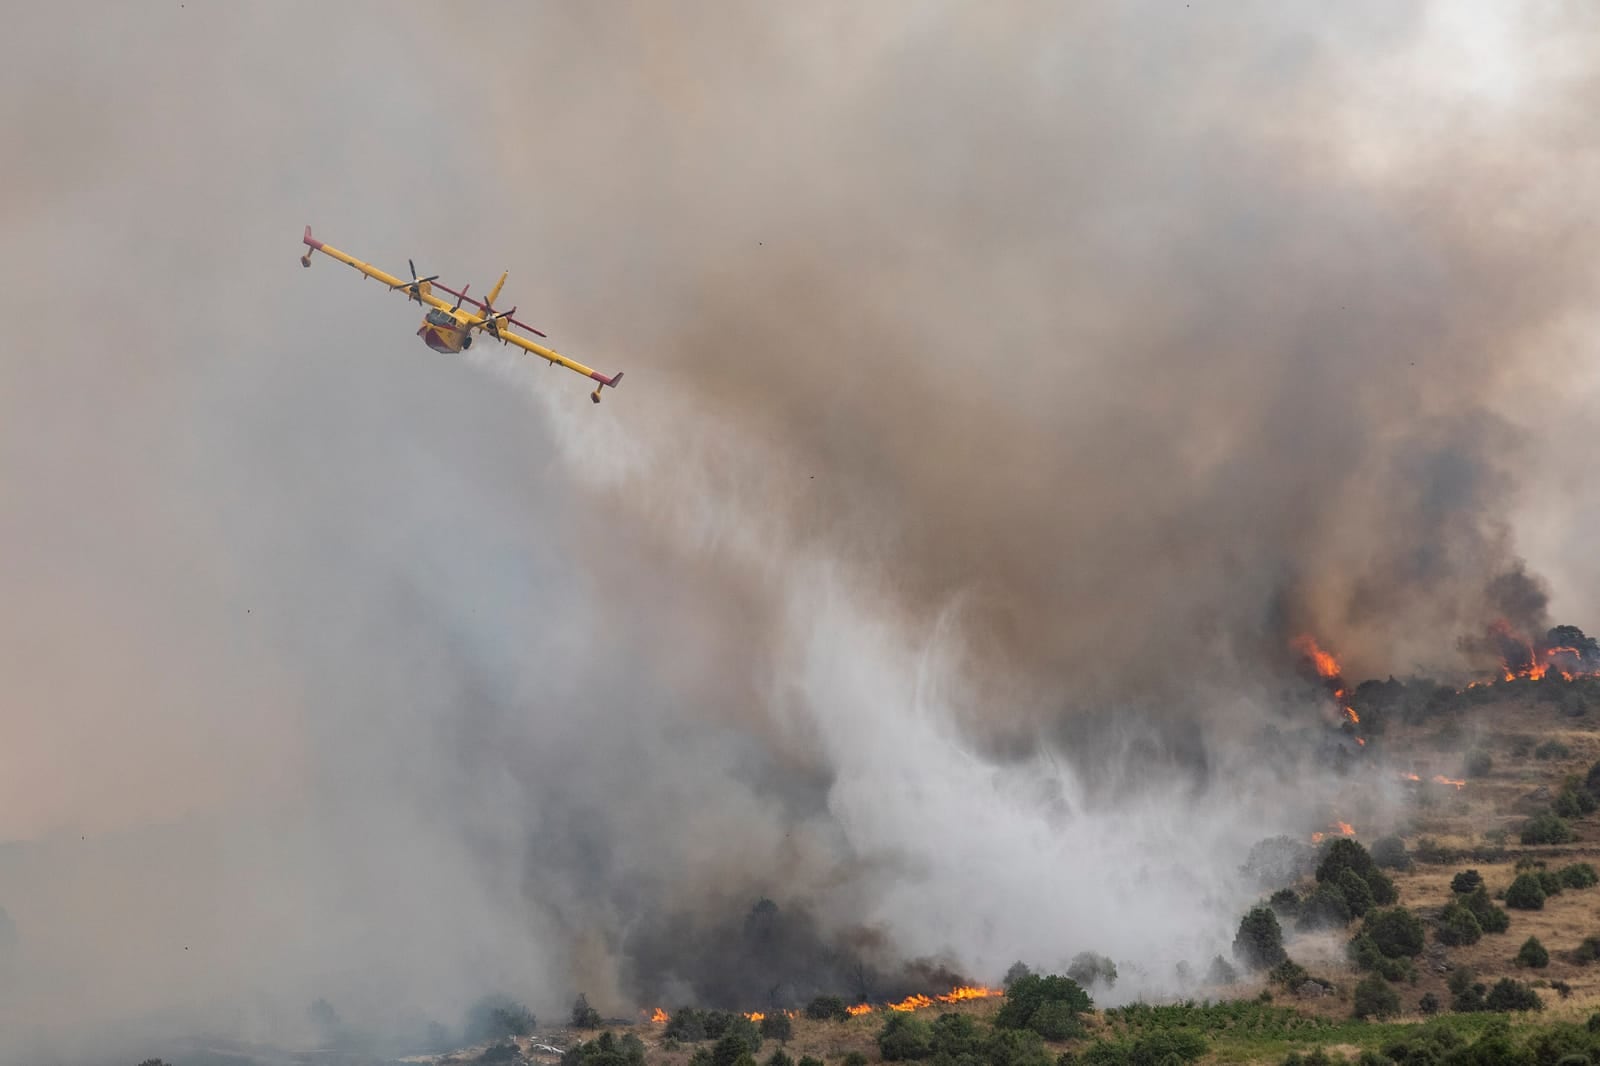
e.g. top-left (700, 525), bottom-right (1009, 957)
top-left (1352, 973), bottom-right (1401, 1020)
top-left (1434, 900), bottom-right (1483, 946)
top-left (803, 996), bottom-right (848, 1023)
top-left (759, 1014), bottom-right (792, 1044)
top-left (1065, 951), bottom-right (1118, 990)
top-left (1521, 812), bottom-right (1575, 845)
top-left (1370, 835), bottom-right (1411, 871)
top-left (877, 1013), bottom-right (935, 1061)
top-left (572, 994), bottom-right (603, 1029)
top-left (1506, 872), bottom-right (1549, 910)
top-left (1232, 906), bottom-right (1288, 971)
top-left (1516, 936), bottom-right (1550, 968)
top-left (993, 973), bottom-right (1092, 1036)
top-left (1451, 869), bottom-right (1484, 894)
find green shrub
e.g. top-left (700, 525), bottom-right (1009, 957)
top-left (1065, 951), bottom-right (1118, 989)
top-left (464, 996), bottom-right (537, 1044)
top-left (981, 1028), bottom-right (1050, 1066)
top-left (797, 1057), bottom-right (823, 1066)
top-left (711, 1025), bottom-right (760, 1066)
top-left (765, 1052), bottom-right (793, 1066)
top-left (1435, 900), bottom-right (1483, 946)
top-left (1537, 739), bottom-right (1573, 760)
top-left (877, 1014), bottom-right (934, 1061)
top-left (1366, 869), bottom-right (1399, 905)
top-left (571, 994), bottom-right (602, 1029)
top-left (1233, 906), bottom-right (1288, 970)
top-left (1506, 872), bottom-right (1549, 910)
top-left (1540, 869), bottom-right (1567, 897)
top-left (1522, 812), bottom-right (1575, 845)
top-left (1517, 936), bottom-right (1550, 968)
top-left (1337, 869), bottom-right (1376, 918)
top-left (1268, 888), bottom-right (1299, 918)
top-left (1561, 863), bottom-right (1599, 889)
top-left (1574, 936), bottom-right (1600, 964)
top-left (1451, 869), bottom-right (1484, 894)
top-left (1353, 973), bottom-right (1401, 1019)
top-left (804, 997), bottom-right (848, 1022)
top-left (994, 974), bottom-right (1092, 1033)
top-left (929, 1013), bottom-right (982, 1058)
top-left (1465, 750), bottom-right (1493, 777)
top-left (1316, 838), bottom-right (1377, 885)
top-left (759, 1014), bottom-right (792, 1044)
top-left (1484, 978), bottom-right (1542, 1012)
top-left (1371, 835), bottom-right (1411, 871)
top-left (666, 1009), bottom-right (709, 1043)
top-left (1362, 908), bottom-right (1426, 958)
top-left (1270, 959), bottom-right (1309, 988)
top-left (1462, 887), bottom-right (1511, 932)
top-left (1418, 991), bottom-right (1440, 1015)
top-left (842, 1053), bottom-right (868, 1066)
top-left (1205, 955), bottom-right (1237, 985)
top-left (1296, 885), bottom-right (1353, 932)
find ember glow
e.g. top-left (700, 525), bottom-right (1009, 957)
top-left (1433, 775), bottom-right (1466, 790)
top-left (1311, 821), bottom-right (1356, 843)
top-left (1471, 621), bottom-right (1600, 685)
top-left (936, 986), bottom-right (1004, 1003)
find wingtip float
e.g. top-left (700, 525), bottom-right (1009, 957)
top-left (299, 225), bottom-right (624, 404)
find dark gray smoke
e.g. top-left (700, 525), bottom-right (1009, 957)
top-left (3, 3), bottom-right (1599, 1063)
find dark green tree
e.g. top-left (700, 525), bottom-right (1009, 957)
top-left (1232, 906), bottom-right (1288, 970)
top-left (804, 996), bottom-right (848, 1022)
top-left (1506, 872), bottom-right (1548, 910)
top-left (1450, 869), bottom-right (1484, 894)
top-left (1516, 936), bottom-right (1550, 968)
top-left (1434, 900), bottom-right (1482, 946)
top-left (572, 994), bottom-right (603, 1029)
top-left (1353, 973), bottom-right (1401, 1019)
top-left (877, 1014), bottom-right (935, 1061)
top-left (759, 1013), bottom-right (792, 1044)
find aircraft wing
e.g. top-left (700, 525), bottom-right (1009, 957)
top-left (495, 324), bottom-right (624, 403)
top-left (300, 226), bottom-right (454, 313)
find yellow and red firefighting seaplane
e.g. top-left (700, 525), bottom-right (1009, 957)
top-left (298, 226), bottom-right (623, 404)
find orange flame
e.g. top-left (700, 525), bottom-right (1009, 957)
top-left (847, 1003), bottom-right (873, 1017)
top-left (1343, 706), bottom-right (1360, 725)
top-left (889, 994), bottom-right (934, 1012)
top-left (1432, 775), bottom-right (1466, 790)
top-left (745, 1012), bottom-right (765, 1022)
top-left (1311, 821), bottom-right (1356, 844)
top-left (650, 1008), bottom-right (669, 1024)
top-left (936, 986), bottom-right (1004, 1003)
top-left (1293, 634), bottom-right (1342, 681)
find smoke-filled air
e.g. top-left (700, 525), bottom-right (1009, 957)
top-left (2, 3), bottom-right (1598, 1063)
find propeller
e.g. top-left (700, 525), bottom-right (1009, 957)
top-left (391, 258), bottom-right (439, 301)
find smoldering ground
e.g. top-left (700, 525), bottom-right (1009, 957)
top-left (2, 3), bottom-right (1598, 1063)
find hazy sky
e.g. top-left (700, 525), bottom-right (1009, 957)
top-left (1, 4), bottom-right (1596, 1063)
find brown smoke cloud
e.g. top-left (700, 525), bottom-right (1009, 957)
top-left (3, 3), bottom-right (1599, 1062)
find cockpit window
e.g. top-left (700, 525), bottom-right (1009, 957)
top-left (426, 309), bottom-right (454, 326)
